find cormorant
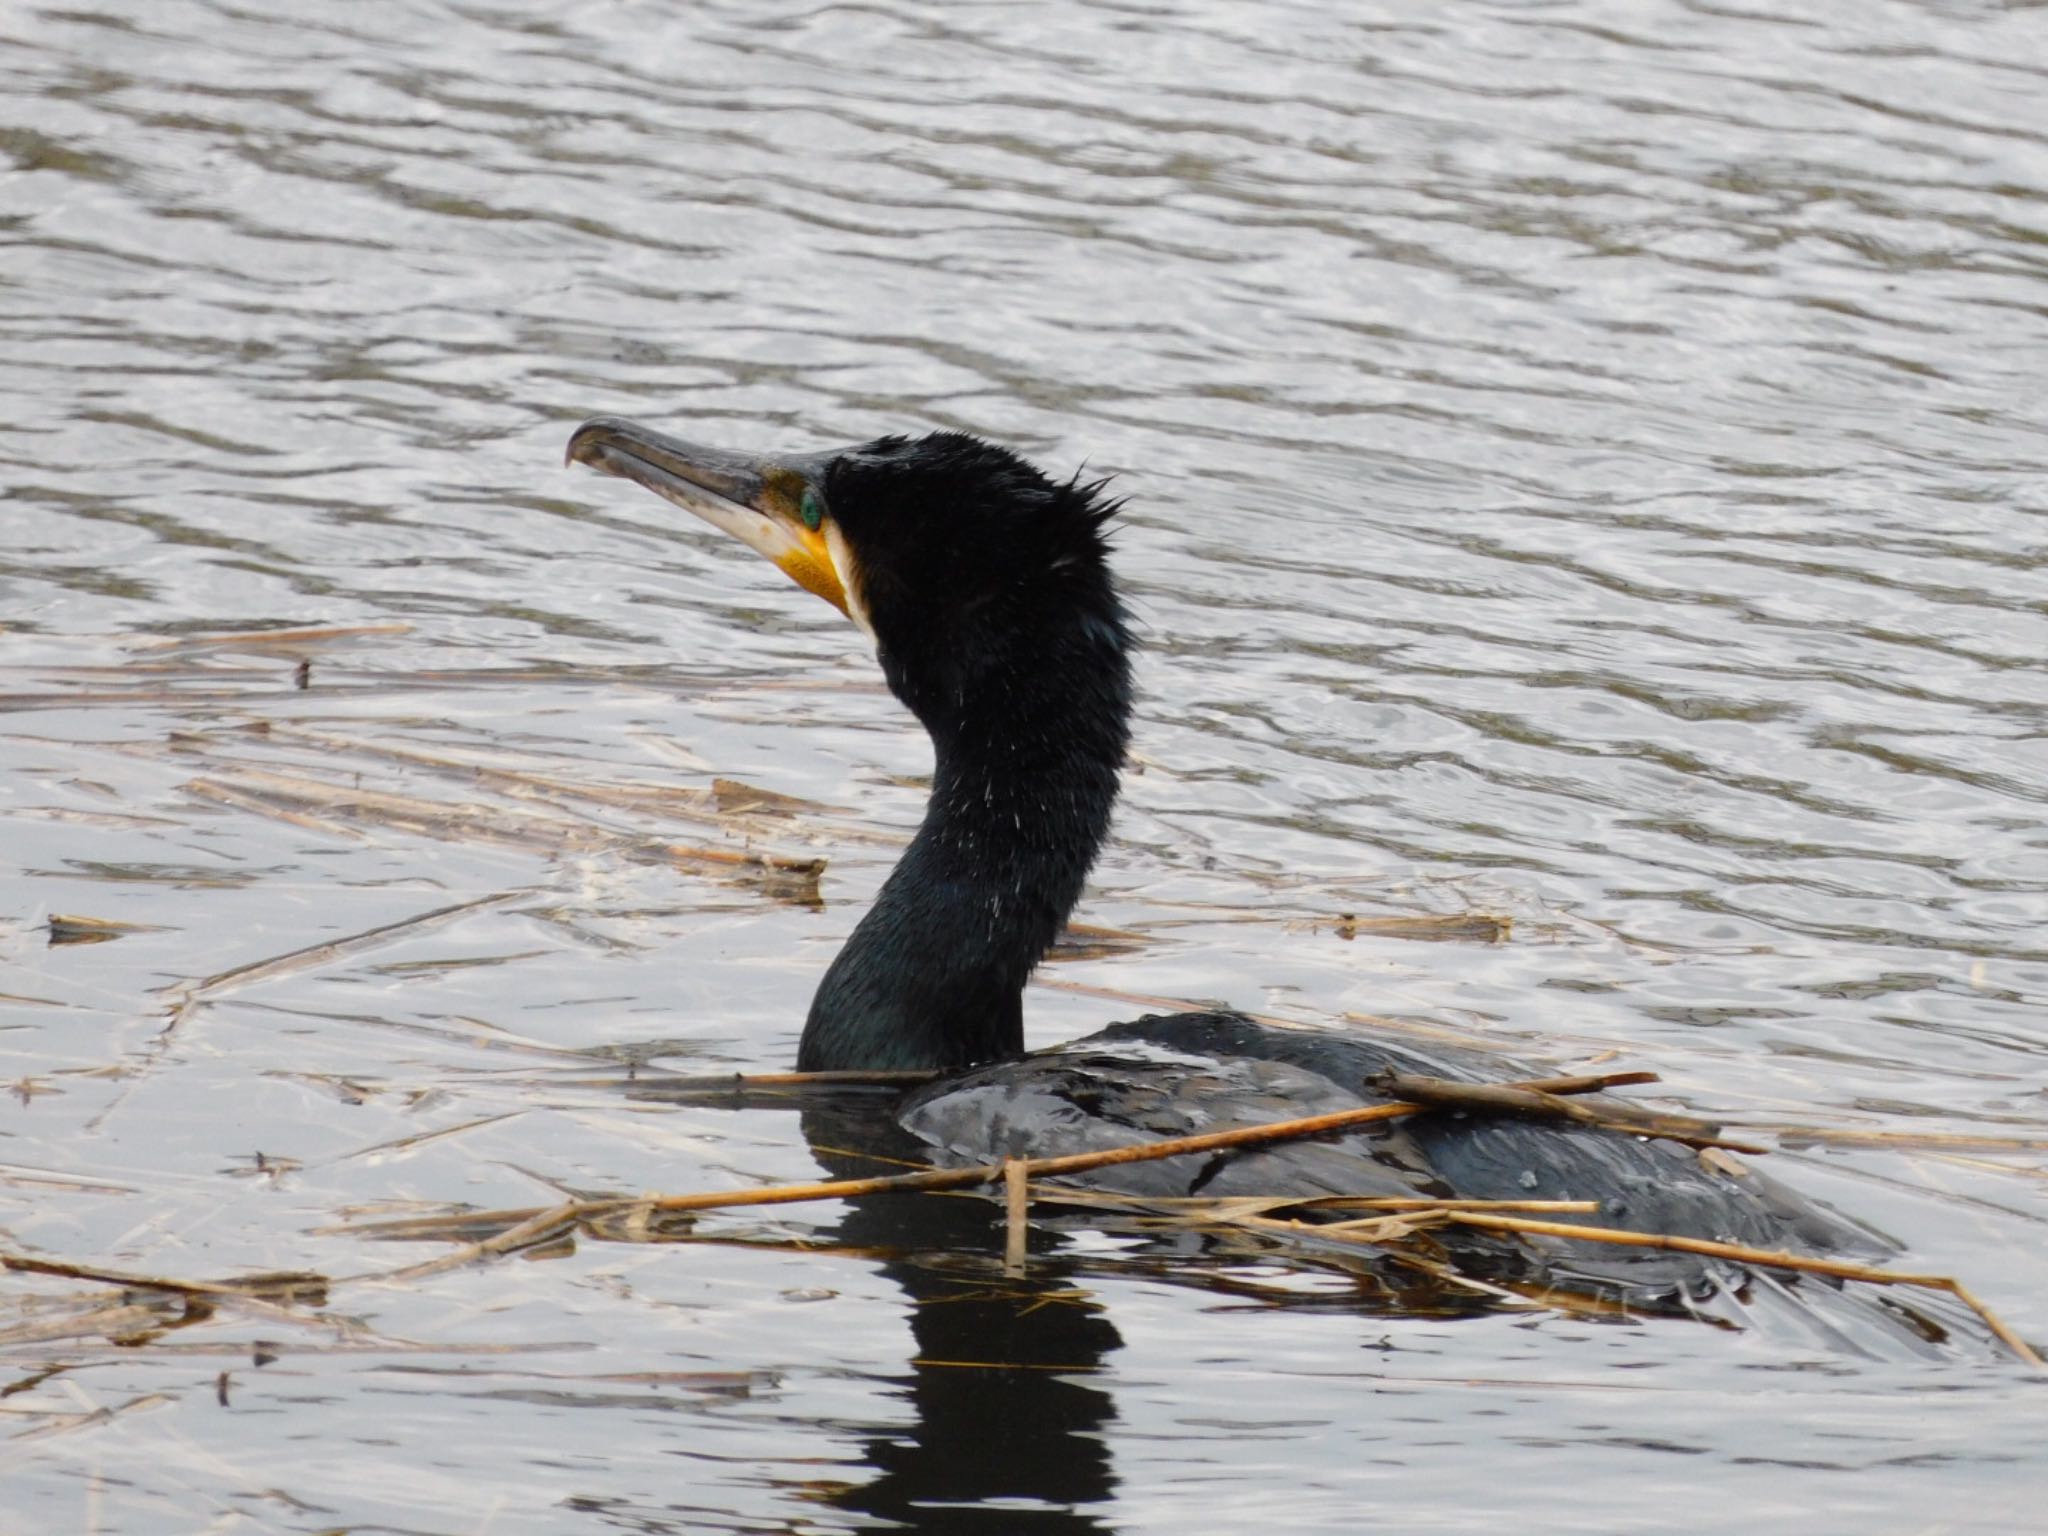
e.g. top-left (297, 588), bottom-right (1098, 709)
top-left (565, 416), bottom-right (1873, 1308)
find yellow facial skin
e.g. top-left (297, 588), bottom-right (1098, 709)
top-left (756, 468), bottom-right (850, 617)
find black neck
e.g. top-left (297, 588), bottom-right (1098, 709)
top-left (796, 610), bottom-right (1130, 1072)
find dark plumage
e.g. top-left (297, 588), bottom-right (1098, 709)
top-left (802, 434), bottom-right (1131, 1073)
top-left (567, 417), bottom-right (1882, 1309)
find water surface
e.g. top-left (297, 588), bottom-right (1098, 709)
top-left (3, 1), bottom-right (2045, 1530)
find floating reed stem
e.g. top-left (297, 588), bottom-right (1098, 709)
top-left (1439, 1211), bottom-right (2044, 1371)
top-left (339, 1069), bottom-right (1658, 1249)
top-left (1374, 1071), bottom-right (1768, 1155)
top-left (329, 1063), bottom-right (2045, 1367)
top-left (1003, 1160), bottom-right (1030, 1276)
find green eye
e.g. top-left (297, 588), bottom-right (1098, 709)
top-left (799, 487), bottom-right (824, 531)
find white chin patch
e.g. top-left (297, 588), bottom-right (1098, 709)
top-left (823, 521), bottom-right (876, 644)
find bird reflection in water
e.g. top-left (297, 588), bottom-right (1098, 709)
top-left (807, 1104), bottom-right (1124, 1533)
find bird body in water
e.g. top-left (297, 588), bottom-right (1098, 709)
top-left (566, 417), bottom-right (1874, 1308)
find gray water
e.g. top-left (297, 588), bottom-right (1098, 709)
top-left (3, 0), bottom-right (2046, 1530)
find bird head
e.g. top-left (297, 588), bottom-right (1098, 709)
top-left (566, 418), bottom-right (1126, 728)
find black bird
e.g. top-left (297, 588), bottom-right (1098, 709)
top-left (566, 417), bottom-right (1875, 1309)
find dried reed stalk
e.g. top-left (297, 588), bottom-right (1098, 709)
top-left (340, 1069), bottom-right (1657, 1248)
top-left (2, 1252), bottom-right (326, 1304)
top-left (1003, 1160), bottom-right (1030, 1275)
top-left (330, 1065), bottom-right (2042, 1367)
top-left (1437, 1210), bottom-right (2043, 1370)
top-left (1374, 1071), bottom-right (1767, 1155)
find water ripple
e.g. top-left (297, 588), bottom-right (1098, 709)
top-left (4, 0), bottom-right (2046, 1529)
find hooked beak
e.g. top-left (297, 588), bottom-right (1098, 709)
top-left (565, 416), bottom-right (850, 616)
